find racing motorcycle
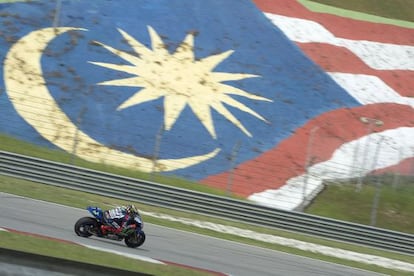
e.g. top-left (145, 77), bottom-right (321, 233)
top-left (74, 206), bottom-right (146, 248)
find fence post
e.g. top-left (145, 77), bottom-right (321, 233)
top-left (298, 126), bottom-right (319, 211)
top-left (226, 141), bottom-right (241, 196)
top-left (151, 123), bottom-right (164, 179)
top-left (370, 176), bottom-right (382, 226)
top-left (70, 107), bottom-right (86, 164)
top-left (369, 136), bottom-right (384, 226)
top-left (356, 117), bottom-right (383, 192)
top-left (53, 0), bottom-right (62, 28)
top-left (392, 147), bottom-right (402, 189)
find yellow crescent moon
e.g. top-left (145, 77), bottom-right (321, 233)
top-left (4, 27), bottom-right (220, 172)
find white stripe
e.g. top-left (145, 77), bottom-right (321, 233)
top-left (328, 72), bottom-right (414, 107)
top-left (265, 13), bottom-right (337, 43)
top-left (340, 39), bottom-right (414, 70)
top-left (249, 127), bottom-right (414, 210)
top-left (81, 244), bottom-right (165, 264)
top-left (265, 13), bottom-right (414, 70)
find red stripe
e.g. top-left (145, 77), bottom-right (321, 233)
top-left (253, 0), bottom-right (414, 44)
top-left (297, 42), bottom-right (414, 97)
top-left (202, 103), bottom-right (414, 196)
top-left (373, 158), bottom-right (414, 175)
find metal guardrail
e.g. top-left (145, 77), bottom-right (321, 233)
top-left (1, 150), bottom-right (413, 255)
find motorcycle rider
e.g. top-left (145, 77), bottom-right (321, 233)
top-left (101, 204), bottom-right (138, 235)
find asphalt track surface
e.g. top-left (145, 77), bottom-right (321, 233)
top-left (0, 193), bottom-right (384, 276)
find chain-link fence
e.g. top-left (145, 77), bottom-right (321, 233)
top-left (2, 89), bottom-right (414, 213)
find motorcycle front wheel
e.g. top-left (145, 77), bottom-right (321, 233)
top-left (74, 217), bottom-right (98, 237)
top-left (124, 231), bottom-right (146, 248)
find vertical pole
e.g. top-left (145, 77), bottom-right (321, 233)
top-left (411, 147), bottom-right (414, 175)
top-left (53, 0), bottom-right (62, 28)
top-left (71, 123), bottom-right (80, 165)
top-left (151, 123), bottom-right (164, 179)
top-left (226, 141), bottom-right (241, 196)
top-left (370, 176), bottom-right (382, 226)
top-left (392, 148), bottom-right (402, 189)
top-left (355, 117), bottom-right (383, 192)
top-left (356, 123), bottom-right (373, 191)
top-left (351, 139), bottom-right (361, 180)
top-left (369, 136), bottom-right (384, 226)
top-left (302, 126), bottom-right (319, 210)
top-left (71, 107), bottom-right (86, 164)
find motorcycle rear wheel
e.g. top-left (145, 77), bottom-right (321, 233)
top-left (74, 217), bottom-right (98, 237)
top-left (124, 231), bottom-right (146, 248)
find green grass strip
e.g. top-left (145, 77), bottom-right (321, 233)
top-left (300, 0), bottom-right (414, 28)
top-left (0, 231), bottom-right (211, 276)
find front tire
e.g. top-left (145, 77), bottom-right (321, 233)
top-left (74, 217), bottom-right (98, 237)
top-left (125, 231), bottom-right (146, 248)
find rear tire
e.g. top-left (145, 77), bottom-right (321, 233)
top-left (74, 217), bottom-right (98, 237)
top-left (125, 231), bottom-right (146, 248)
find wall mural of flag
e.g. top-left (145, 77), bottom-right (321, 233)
top-left (0, 0), bottom-right (413, 210)
top-left (206, 0), bottom-right (414, 209)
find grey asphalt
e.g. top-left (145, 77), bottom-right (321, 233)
top-left (0, 192), bottom-right (385, 276)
